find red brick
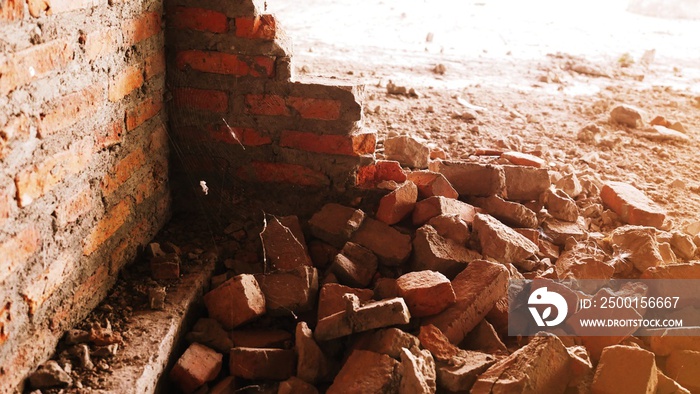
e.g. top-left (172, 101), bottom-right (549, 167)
top-left (502, 165), bottom-right (551, 201)
top-left (170, 343), bottom-right (222, 394)
top-left (173, 7), bottom-right (228, 33)
top-left (237, 161), bottom-right (330, 187)
top-left (318, 283), bottom-right (374, 320)
top-left (412, 196), bottom-right (478, 226)
top-left (109, 65), bottom-right (144, 102)
top-left (423, 260), bottom-right (509, 344)
top-left (397, 270), bottom-right (456, 317)
top-left (472, 213), bottom-right (538, 266)
top-left (418, 324), bottom-right (461, 362)
top-left (21, 252), bottom-right (73, 315)
top-left (245, 94), bottom-right (289, 116)
top-left (308, 203), bottom-right (366, 248)
top-left (210, 125), bottom-right (271, 146)
top-left (83, 28), bottom-right (116, 61)
top-left (296, 321), bottom-right (329, 383)
top-left (0, 0), bottom-right (23, 21)
top-left (203, 274), bottom-right (266, 330)
top-left (229, 347), bottom-right (295, 380)
top-left (279, 377), bottom-right (318, 394)
top-left (235, 15), bottom-right (276, 40)
top-left (346, 295), bottom-right (411, 332)
top-left (122, 12), bottom-right (161, 46)
top-left (280, 130), bottom-right (375, 156)
top-left (601, 181), bottom-right (666, 229)
top-left (356, 160), bottom-right (407, 188)
top-left (350, 217), bottom-right (412, 266)
top-left (327, 350), bottom-right (400, 393)
top-left (101, 148), bottom-right (146, 196)
top-left (331, 242), bottom-right (378, 288)
top-left (260, 216), bottom-right (312, 270)
top-left (407, 171), bottom-right (459, 199)
top-left (256, 266), bottom-right (318, 315)
top-left (96, 120), bottom-right (124, 150)
top-left (83, 199), bottom-right (132, 256)
top-left (0, 226), bottom-right (41, 283)
top-left (287, 97), bottom-right (341, 120)
top-left (501, 151), bottom-right (546, 168)
top-left (15, 141), bottom-right (92, 207)
top-left (173, 87), bottom-right (228, 113)
top-left (412, 224), bottom-right (478, 278)
top-left (0, 39), bottom-right (72, 95)
top-left (176, 50), bottom-right (274, 77)
top-left (125, 95), bottom-right (163, 131)
top-left (54, 188), bottom-right (93, 227)
top-left (144, 52), bottom-right (165, 80)
top-left (376, 181), bottom-right (418, 225)
top-left (230, 329), bottom-right (292, 348)
top-left (40, 84), bottom-right (103, 137)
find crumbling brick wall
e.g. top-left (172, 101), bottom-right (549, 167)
top-left (165, 0), bottom-right (377, 216)
top-left (0, 0), bottom-right (170, 391)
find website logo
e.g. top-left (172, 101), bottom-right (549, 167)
top-left (528, 287), bottom-right (568, 327)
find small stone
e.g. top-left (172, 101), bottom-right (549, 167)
top-left (610, 104), bottom-right (645, 128)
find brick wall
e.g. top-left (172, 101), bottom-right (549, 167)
top-left (165, 0), bottom-right (377, 216)
top-left (0, 0), bottom-right (170, 391)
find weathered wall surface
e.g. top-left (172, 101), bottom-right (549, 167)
top-left (165, 0), bottom-right (378, 217)
top-left (0, 0), bottom-right (170, 391)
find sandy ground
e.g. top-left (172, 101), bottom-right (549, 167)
top-left (270, 0), bottom-right (700, 230)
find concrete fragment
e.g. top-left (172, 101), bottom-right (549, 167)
top-left (472, 194), bottom-right (538, 228)
top-left (229, 347), bottom-right (295, 380)
top-left (427, 214), bottom-right (470, 244)
top-left (261, 216), bottom-right (312, 270)
top-left (203, 274), bottom-right (266, 330)
top-left (345, 294), bottom-right (411, 332)
top-left (327, 351), bottom-right (400, 393)
top-left (330, 242), bottom-right (378, 288)
top-left (350, 217), bottom-right (412, 266)
top-left (610, 104), bottom-right (645, 128)
top-left (430, 160), bottom-right (506, 197)
top-left (502, 164), bottom-right (551, 201)
top-left (308, 203), bottom-right (365, 248)
top-left (278, 376), bottom-right (319, 394)
top-left (472, 213), bottom-right (538, 266)
top-left (407, 171), bottom-right (459, 199)
top-left (295, 322), bottom-right (328, 384)
top-left (384, 135), bottom-right (431, 168)
top-left (665, 350), bottom-right (700, 393)
top-left (29, 360), bottom-right (72, 389)
top-left (423, 260), bottom-right (509, 344)
top-left (544, 187), bottom-right (579, 222)
top-left (376, 181), bottom-right (418, 225)
top-left (186, 318), bottom-right (234, 353)
top-left (601, 181), bottom-right (666, 229)
top-left (318, 283), bottom-right (374, 320)
top-left (611, 225), bottom-right (676, 271)
top-left (412, 224), bottom-right (481, 278)
top-left (591, 345), bottom-right (658, 394)
top-left (257, 266), bottom-right (318, 316)
top-left (472, 335), bottom-right (571, 393)
top-left (400, 347), bottom-right (437, 394)
top-left (397, 270), bottom-right (456, 317)
top-left (169, 343), bottom-right (222, 394)
top-left (412, 196), bottom-right (478, 226)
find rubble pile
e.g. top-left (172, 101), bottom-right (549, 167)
top-left (165, 141), bottom-right (699, 393)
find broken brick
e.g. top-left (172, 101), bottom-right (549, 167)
top-left (169, 343), bottom-right (222, 394)
top-left (472, 213), bottom-right (538, 266)
top-left (544, 187), bottom-right (579, 222)
top-left (375, 181), bottom-right (418, 225)
top-left (185, 318), bottom-right (234, 354)
top-left (501, 151), bottom-right (546, 168)
top-left (427, 214), bottom-right (470, 244)
top-left (665, 350), bottom-right (700, 393)
top-left (412, 196), bottom-right (478, 226)
top-left (317, 283), bottom-right (374, 320)
top-left (295, 322), bottom-right (329, 384)
top-left (384, 135), bottom-right (431, 168)
top-left (326, 350), bottom-right (400, 394)
top-left (502, 164), bottom-right (551, 201)
top-left (610, 104), bottom-right (645, 128)
top-left (399, 347), bottom-right (437, 394)
top-left (601, 181), bottom-right (666, 229)
top-left (315, 310), bottom-right (353, 341)
top-left (261, 216), bottom-right (312, 270)
top-left (472, 335), bottom-right (570, 393)
top-left (430, 160), bottom-right (506, 197)
top-left (350, 217), bottom-right (412, 266)
top-left (203, 274), bottom-right (266, 330)
top-left (229, 329), bottom-right (291, 349)
top-left (256, 266), bottom-right (318, 316)
top-left (308, 203), bottom-right (365, 248)
top-left (356, 327), bottom-right (420, 359)
top-left (423, 260), bottom-right (509, 344)
top-left (418, 324), bottom-right (461, 362)
top-left (461, 319), bottom-right (507, 354)
top-left (396, 270), bottom-right (456, 317)
top-left (150, 253), bottom-right (180, 280)
top-left (330, 242), bottom-right (378, 288)
top-left (345, 294), bottom-right (411, 333)
top-left (407, 171), bottom-right (459, 199)
top-left (472, 194), bottom-right (538, 228)
top-left (278, 376), bottom-right (319, 394)
top-left (611, 225), bottom-right (675, 271)
top-left (229, 347), bottom-right (295, 380)
top-left (591, 345), bottom-right (658, 394)
top-left (373, 277), bottom-right (399, 300)
top-left (412, 224), bottom-right (480, 278)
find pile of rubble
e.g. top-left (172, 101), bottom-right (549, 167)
top-left (166, 143), bottom-right (700, 393)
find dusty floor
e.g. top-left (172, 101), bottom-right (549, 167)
top-left (270, 0), bottom-right (700, 231)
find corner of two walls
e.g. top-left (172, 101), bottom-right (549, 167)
top-left (165, 0), bottom-right (379, 218)
top-left (0, 0), bottom-right (169, 391)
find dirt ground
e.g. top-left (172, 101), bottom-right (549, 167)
top-left (269, 0), bottom-right (700, 231)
